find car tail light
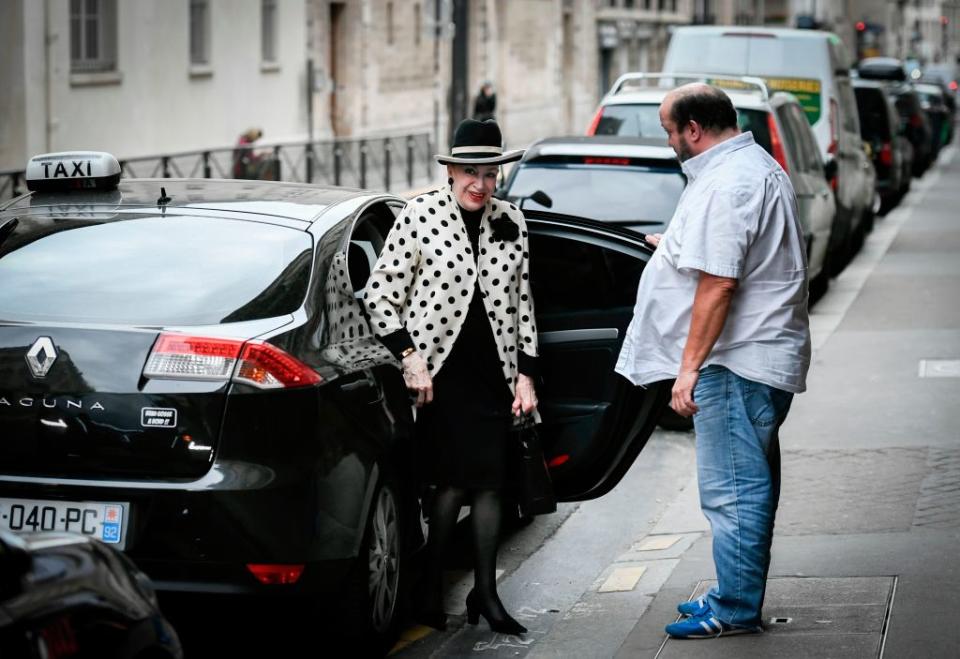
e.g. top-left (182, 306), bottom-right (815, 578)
top-left (828, 98), bottom-right (839, 155)
top-left (235, 341), bottom-right (323, 389)
top-left (246, 564), bottom-right (304, 585)
top-left (548, 454), bottom-right (570, 468)
top-left (586, 107), bottom-right (604, 135)
top-left (144, 334), bottom-right (243, 381)
top-left (950, 80), bottom-right (958, 91)
top-left (767, 114), bottom-right (789, 173)
top-left (879, 141), bottom-right (893, 167)
top-left (144, 333), bottom-right (322, 389)
top-left (583, 156), bottom-right (630, 166)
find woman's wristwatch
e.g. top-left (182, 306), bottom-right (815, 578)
top-left (399, 347), bottom-right (416, 359)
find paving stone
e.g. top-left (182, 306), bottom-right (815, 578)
top-left (777, 448), bottom-right (929, 535)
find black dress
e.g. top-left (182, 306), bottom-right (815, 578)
top-left (416, 205), bottom-right (514, 489)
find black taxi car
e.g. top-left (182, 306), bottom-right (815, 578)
top-left (0, 152), bottom-right (668, 653)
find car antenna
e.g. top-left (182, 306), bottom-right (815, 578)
top-left (157, 186), bottom-right (172, 208)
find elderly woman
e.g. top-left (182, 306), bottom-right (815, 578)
top-left (364, 119), bottom-right (538, 634)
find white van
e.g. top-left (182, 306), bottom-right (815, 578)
top-left (663, 26), bottom-right (876, 274)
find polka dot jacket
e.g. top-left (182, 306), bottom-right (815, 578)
top-left (363, 186), bottom-right (539, 398)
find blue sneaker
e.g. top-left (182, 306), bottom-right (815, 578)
top-left (665, 612), bottom-right (762, 639)
top-left (677, 596), bottom-right (709, 617)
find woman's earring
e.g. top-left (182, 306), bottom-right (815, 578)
top-left (447, 177), bottom-right (453, 186)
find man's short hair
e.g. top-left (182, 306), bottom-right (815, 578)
top-left (669, 86), bottom-right (738, 133)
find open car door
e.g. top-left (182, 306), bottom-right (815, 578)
top-left (525, 211), bottom-right (670, 502)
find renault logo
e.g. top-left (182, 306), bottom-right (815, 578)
top-left (26, 337), bottom-right (58, 378)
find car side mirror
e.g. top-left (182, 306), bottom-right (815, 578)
top-left (530, 190), bottom-right (553, 208)
top-left (823, 159), bottom-right (838, 181)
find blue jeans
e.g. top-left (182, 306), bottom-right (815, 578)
top-left (693, 365), bottom-right (794, 628)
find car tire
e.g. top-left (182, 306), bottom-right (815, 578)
top-left (339, 477), bottom-right (406, 656)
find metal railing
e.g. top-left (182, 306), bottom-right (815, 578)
top-left (0, 132), bottom-right (434, 202)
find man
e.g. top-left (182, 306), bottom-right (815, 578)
top-left (615, 83), bottom-right (811, 639)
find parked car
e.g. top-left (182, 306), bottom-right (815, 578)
top-left (584, 74), bottom-right (835, 293)
top-left (0, 151), bottom-right (670, 654)
top-left (919, 62), bottom-right (958, 115)
top-left (853, 78), bottom-right (911, 214)
top-left (857, 56), bottom-right (908, 82)
top-left (914, 81), bottom-right (952, 155)
top-left (0, 529), bottom-right (182, 658)
top-left (496, 135), bottom-right (685, 236)
top-left (663, 26), bottom-right (876, 275)
top-left (889, 84), bottom-right (935, 176)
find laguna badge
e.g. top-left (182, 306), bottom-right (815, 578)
top-left (26, 336), bottom-right (58, 378)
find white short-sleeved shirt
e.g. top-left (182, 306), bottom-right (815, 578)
top-left (615, 132), bottom-right (811, 393)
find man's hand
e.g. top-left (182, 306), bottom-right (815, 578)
top-left (402, 353), bottom-right (433, 408)
top-left (646, 233), bottom-right (663, 248)
top-left (512, 374), bottom-right (538, 417)
top-left (670, 369), bottom-right (700, 417)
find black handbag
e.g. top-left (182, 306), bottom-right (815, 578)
top-left (512, 418), bottom-right (557, 517)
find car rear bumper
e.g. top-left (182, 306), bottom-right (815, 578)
top-left (0, 458), bottom-right (372, 594)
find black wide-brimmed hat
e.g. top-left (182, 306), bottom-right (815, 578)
top-left (435, 119), bottom-right (524, 165)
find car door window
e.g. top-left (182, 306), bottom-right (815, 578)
top-left (775, 105), bottom-right (806, 174)
top-left (529, 232), bottom-right (644, 319)
top-left (317, 203), bottom-right (396, 375)
top-left (790, 104), bottom-right (826, 174)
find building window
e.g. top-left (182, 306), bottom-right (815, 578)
top-left (189, 0), bottom-right (209, 65)
top-left (387, 2), bottom-right (395, 45)
top-left (70, 0), bottom-right (117, 73)
top-left (261, 0), bottom-right (277, 62)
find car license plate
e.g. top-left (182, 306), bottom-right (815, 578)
top-left (0, 498), bottom-right (128, 549)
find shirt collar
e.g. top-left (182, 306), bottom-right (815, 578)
top-left (681, 131), bottom-right (756, 181)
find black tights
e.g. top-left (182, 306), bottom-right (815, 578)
top-left (423, 485), bottom-right (511, 618)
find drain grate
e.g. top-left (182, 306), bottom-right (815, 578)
top-left (918, 359), bottom-right (960, 378)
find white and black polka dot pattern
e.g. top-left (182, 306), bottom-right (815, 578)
top-left (319, 249), bottom-right (394, 371)
top-left (364, 185), bottom-right (538, 400)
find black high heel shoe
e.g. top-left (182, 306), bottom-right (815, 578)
top-left (465, 589), bottom-right (527, 635)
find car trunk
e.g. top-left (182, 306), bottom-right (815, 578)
top-left (0, 325), bottom-right (226, 480)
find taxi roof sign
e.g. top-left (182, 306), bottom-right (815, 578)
top-left (26, 151), bottom-right (121, 192)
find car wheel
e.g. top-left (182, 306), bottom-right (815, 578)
top-left (340, 478), bottom-right (405, 656)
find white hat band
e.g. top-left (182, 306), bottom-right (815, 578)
top-left (451, 145), bottom-right (503, 155)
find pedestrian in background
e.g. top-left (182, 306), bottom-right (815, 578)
top-left (473, 82), bottom-right (497, 122)
top-left (364, 118), bottom-right (538, 635)
top-left (615, 83), bottom-right (811, 639)
top-left (232, 127), bottom-right (263, 179)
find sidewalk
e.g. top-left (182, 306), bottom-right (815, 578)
top-left (614, 148), bottom-right (960, 658)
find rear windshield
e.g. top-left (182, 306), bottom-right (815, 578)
top-left (505, 163), bottom-right (685, 224)
top-left (665, 33), bottom-right (830, 80)
top-left (597, 105), bottom-right (666, 138)
top-left (0, 214), bottom-right (312, 325)
top-left (737, 109), bottom-right (772, 155)
top-left (595, 103), bottom-right (772, 154)
top-left (854, 88), bottom-right (892, 139)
